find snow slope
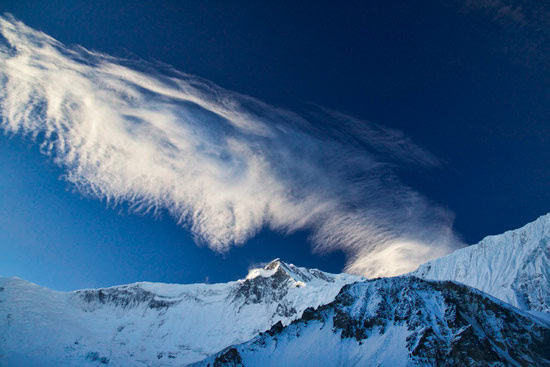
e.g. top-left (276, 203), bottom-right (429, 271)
top-left (0, 259), bottom-right (360, 367)
top-left (410, 213), bottom-right (550, 318)
top-left (195, 277), bottom-right (550, 367)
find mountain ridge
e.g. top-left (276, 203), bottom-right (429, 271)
top-left (2, 214), bottom-right (550, 366)
top-left (410, 213), bottom-right (550, 319)
top-left (194, 277), bottom-right (550, 367)
top-left (0, 260), bottom-right (360, 366)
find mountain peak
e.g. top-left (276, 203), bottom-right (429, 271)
top-left (264, 258), bottom-right (283, 270)
top-left (263, 259), bottom-right (298, 278)
top-left (244, 260), bottom-right (284, 281)
top-left (244, 259), bottom-right (339, 285)
top-left (245, 259), bottom-right (293, 280)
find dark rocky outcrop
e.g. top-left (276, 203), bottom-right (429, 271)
top-left (75, 285), bottom-right (179, 310)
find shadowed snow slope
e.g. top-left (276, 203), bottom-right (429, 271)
top-left (410, 213), bottom-right (550, 319)
top-left (194, 277), bottom-right (550, 367)
top-left (0, 259), bottom-right (360, 367)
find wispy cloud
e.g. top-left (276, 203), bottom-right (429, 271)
top-left (0, 15), bottom-right (464, 277)
top-left (463, 0), bottom-right (527, 25)
top-left (460, 0), bottom-right (550, 70)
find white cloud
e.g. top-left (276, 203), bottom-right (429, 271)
top-left (0, 15), bottom-right (464, 277)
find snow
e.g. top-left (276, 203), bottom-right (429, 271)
top-left (3, 213), bottom-right (550, 366)
top-left (0, 260), bottom-right (361, 366)
top-left (245, 267), bottom-right (279, 280)
top-left (234, 321), bottom-right (411, 367)
top-left (195, 276), bottom-right (550, 367)
top-left (410, 213), bottom-right (550, 318)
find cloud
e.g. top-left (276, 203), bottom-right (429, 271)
top-left (463, 0), bottom-right (527, 25)
top-left (0, 15), bottom-right (464, 277)
top-left (459, 0), bottom-right (550, 70)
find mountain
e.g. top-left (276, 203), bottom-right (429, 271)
top-left (3, 215), bottom-right (550, 366)
top-left (194, 277), bottom-right (550, 367)
top-left (0, 259), bottom-right (360, 367)
top-left (410, 213), bottom-right (550, 319)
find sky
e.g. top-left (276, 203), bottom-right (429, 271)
top-left (0, 0), bottom-right (548, 291)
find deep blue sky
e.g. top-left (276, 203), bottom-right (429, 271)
top-left (0, 0), bottom-right (548, 290)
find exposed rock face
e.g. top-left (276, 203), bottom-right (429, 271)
top-left (0, 260), bottom-right (359, 366)
top-left (195, 277), bottom-right (550, 367)
top-left (410, 213), bottom-right (550, 319)
top-left (77, 285), bottom-right (179, 310)
top-left (228, 260), bottom-right (339, 319)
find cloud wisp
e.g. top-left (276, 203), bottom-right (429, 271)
top-left (0, 15), bottom-right (463, 277)
top-left (459, 0), bottom-right (550, 70)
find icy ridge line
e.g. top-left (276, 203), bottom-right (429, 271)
top-left (410, 213), bottom-right (550, 318)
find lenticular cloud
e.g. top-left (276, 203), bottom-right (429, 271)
top-left (0, 15), bottom-right (463, 277)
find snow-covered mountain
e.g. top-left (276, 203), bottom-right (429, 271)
top-left (410, 213), bottom-right (550, 319)
top-left (0, 259), bottom-right (360, 367)
top-left (195, 277), bottom-right (550, 367)
top-left (3, 214), bottom-right (550, 366)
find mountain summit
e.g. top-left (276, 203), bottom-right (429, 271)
top-left (245, 259), bottom-right (339, 285)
